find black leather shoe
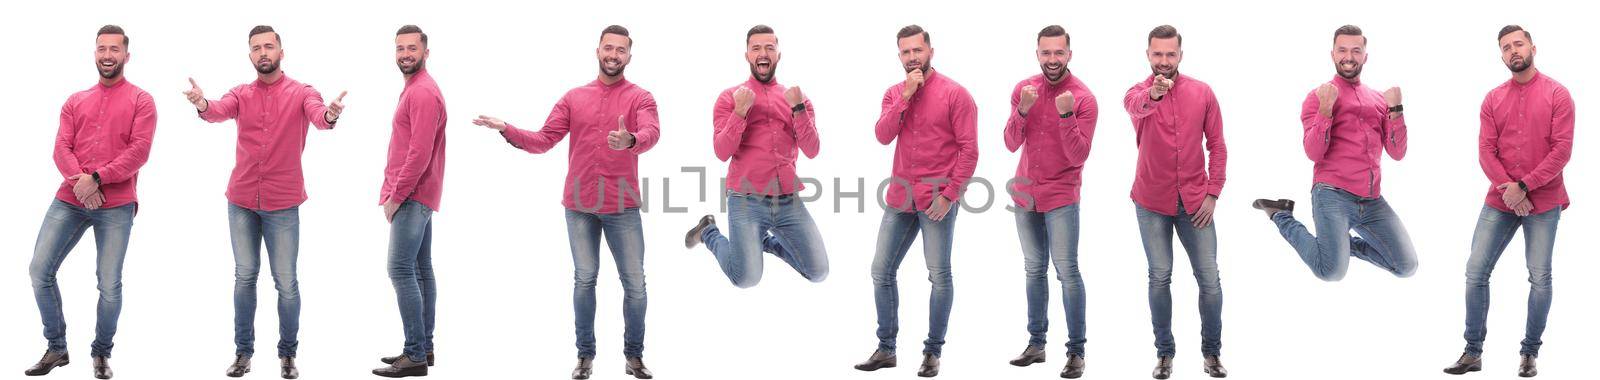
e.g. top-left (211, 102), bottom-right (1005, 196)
top-left (624, 357), bottom-right (652, 379)
top-left (1519, 354), bottom-right (1537, 377)
top-left (571, 358), bottom-right (593, 379)
top-left (91, 356), bottom-right (111, 379)
top-left (281, 357), bottom-right (299, 379)
top-left (23, 350), bottom-right (69, 376)
top-left (684, 215), bottom-right (715, 248)
top-left (916, 354), bottom-right (940, 377)
top-left (226, 355), bottom-right (251, 377)
top-left (381, 352), bottom-right (433, 367)
top-left (1204, 355), bottom-right (1228, 378)
top-left (372, 356), bottom-right (428, 378)
top-left (1009, 345), bottom-right (1045, 367)
top-left (1060, 353), bottom-right (1085, 379)
top-left (1152, 356), bottom-right (1173, 379)
top-left (1443, 353), bottom-right (1481, 375)
top-left (1251, 199), bottom-right (1295, 218)
top-left (854, 350), bottom-right (896, 371)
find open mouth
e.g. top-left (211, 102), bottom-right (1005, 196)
top-left (100, 60), bottom-right (116, 68)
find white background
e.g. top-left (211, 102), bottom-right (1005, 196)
top-left (0, 0), bottom-right (1593, 379)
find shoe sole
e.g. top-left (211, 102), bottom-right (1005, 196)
top-left (1010, 356), bottom-right (1045, 367)
top-left (855, 362), bottom-right (897, 371)
top-left (25, 359), bottom-right (69, 376)
top-left (226, 368), bottom-right (250, 377)
top-left (624, 368), bottom-right (652, 379)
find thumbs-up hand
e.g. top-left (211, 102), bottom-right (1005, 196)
top-left (183, 77), bottom-right (208, 111)
top-left (607, 114), bottom-right (635, 150)
top-left (325, 90), bottom-right (347, 122)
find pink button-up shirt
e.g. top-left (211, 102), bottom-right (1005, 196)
top-left (874, 70), bottom-right (979, 212)
top-left (1480, 72), bottom-right (1573, 214)
top-left (1125, 74), bottom-right (1227, 216)
top-left (712, 77), bottom-right (819, 195)
top-left (1003, 73), bottom-right (1098, 213)
top-left (501, 78), bottom-right (660, 215)
top-left (1300, 76), bottom-right (1407, 198)
top-left (380, 69), bottom-right (448, 212)
top-left (55, 79), bottom-right (157, 209)
top-left (198, 74), bottom-right (334, 211)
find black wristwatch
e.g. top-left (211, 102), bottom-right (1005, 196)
top-left (791, 103), bottom-right (806, 113)
top-left (1059, 111), bottom-right (1074, 119)
top-left (1518, 180), bottom-right (1529, 192)
top-left (91, 171), bottom-right (101, 185)
top-left (1388, 104), bottom-right (1404, 113)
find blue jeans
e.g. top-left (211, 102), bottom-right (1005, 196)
top-left (1014, 204), bottom-right (1085, 355)
top-left (1271, 183), bottom-right (1419, 281)
top-left (567, 208), bottom-right (647, 359)
top-left (699, 193), bottom-right (829, 288)
top-left (386, 200), bottom-right (437, 363)
top-left (871, 206), bottom-right (958, 357)
top-left (227, 203), bottom-right (301, 358)
top-left (1463, 205), bottom-right (1560, 358)
top-left (1136, 201), bottom-right (1222, 358)
top-left (29, 200), bottom-right (135, 358)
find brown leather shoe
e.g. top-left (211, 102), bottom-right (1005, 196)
top-left (1152, 356), bottom-right (1173, 379)
top-left (226, 355), bottom-right (251, 377)
top-left (1204, 355), bottom-right (1228, 378)
top-left (371, 355), bottom-right (428, 378)
top-left (281, 357), bottom-right (298, 379)
top-left (381, 352), bottom-right (433, 367)
top-left (91, 356), bottom-right (111, 380)
top-left (685, 215), bottom-right (716, 248)
top-left (1009, 345), bottom-right (1045, 367)
top-left (1519, 354), bottom-right (1537, 377)
top-left (854, 350), bottom-right (896, 371)
top-left (1443, 353), bottom-right (1481, 375)
top-left (23, 350), bottom-right (69, 376)
top-left (1060, 353), bottom-right (1085, 379)
top-left (1251, 199), bottom-right (1295, 218)
top-left (571, 357), bottom-right (593, 379)
top-left (916, 354), bottom-right (940, 377)
top-left (624, 357), bottom-right (652, 379)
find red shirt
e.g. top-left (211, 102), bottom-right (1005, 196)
top-left (1003, 73), bottom-right (1098, 213)
top-left (1299, 75), bottom-right (1408, 198)
top-left (198, 74), bottom-right (335, 211)
top-left (712, 77), bottom-right (819, 195)
top-left (1479, 72), bottom-right (1573, 214)
top-left (874, 69), bottom-right (980, 211)
top-left (380, 69), bottom-right (448, 212)
top-left (1125, 74), bottom-right (1227, 216)
top-left (55, 79), bottom-right (157, 209)
top-left (501, 78), bottom-right (660, 214)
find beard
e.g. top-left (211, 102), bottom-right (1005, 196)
top-left (1041, 62), bottom-right (1067, 82)
top-left (750, 60), bottom-right (776, 83)
top-left (903, 58), bottom-right (930, 73)
top-left (254, 58), bottom-right (279, 75)
top-left (1150, 64), bottom-right (1177, 79)
top-left (97, 59), bottom-right (124, 80)
top-left (600, 58), bottom-right (627, 77)
top-left (1507, 55), bottom-right (1532, 73)
top-left (397, 58), bottom-right (424, 75)
top-left (1336, 59), bottom-right (1363, 80)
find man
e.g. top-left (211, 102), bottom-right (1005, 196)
top-left (373, 25), bottom-right (447, 379)
top-left (1252, 25), bottom-right (1417, 282)
top-left (854, 24), bottom-right (978, 378)
top-left (1125, 25), bottom-right (1228, 379)
top-left (1442, 25), bottom-right (1572, 379)
top-left (1001, 24), bottom-right (1096, 379)
top-left (24, 25), bottom-right (155, 380)
top-left (682, 24), bottom-right (829, 288)
top-left (471, 25), bottom-right (659, 380)
top-left (183, 25), bottom-right (346, 379)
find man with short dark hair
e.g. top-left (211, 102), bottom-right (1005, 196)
top-left (682, 24), bottom-right (829, 289)
top-left (854, 24), bottom-right (978, 378)
top-left (472, 24), bottom-right (659, 380)
top-left (1126, 24), bottom-right (1228, 379)
top-left (1442, 25), bottom-right (1572, 379)
top-left (374, 24), bottom-right (447, 379)
top-left (24, 24), bottom-right (155, 380)
top-left (183, 25), bottom-right (346, 380)
top-left (1001, 24), bottom-right (1096, 379)
top-left (1252, 25), bottom-right (1417, 282)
